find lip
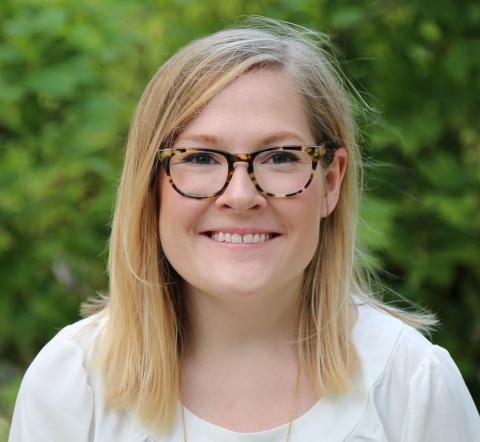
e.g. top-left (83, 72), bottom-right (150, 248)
top-left (200, 234), bottom-right (279, 249)
top-left (198, 227), bottom-right (282, 248)
top-left (200, 227), bottom-right (282, 235)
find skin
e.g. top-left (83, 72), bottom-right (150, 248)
top-left (159, 68), bottom-right (347, 432)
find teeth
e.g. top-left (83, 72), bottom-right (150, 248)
top-left (210, 232), bottom-right (272, 243)
top-left (232, 233), bottom-right (242, 244)
top-left (243, 234), bottom-right (253, 243)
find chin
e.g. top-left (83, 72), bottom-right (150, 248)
top-left (190, 274), bottom-right (277, 300)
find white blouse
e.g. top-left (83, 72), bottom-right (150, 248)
top-left (9, 303), bottom-right (480, 441)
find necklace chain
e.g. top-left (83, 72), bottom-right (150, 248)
top-left (180, 366), bottom-right (301, 442)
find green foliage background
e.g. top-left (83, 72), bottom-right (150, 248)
top-left (1, 0), bottom-right (479, 434)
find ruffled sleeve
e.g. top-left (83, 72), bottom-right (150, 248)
top-left (9, 325), bottom-right (94, 442)
top-left (401, 345), bottom-right (480, 441)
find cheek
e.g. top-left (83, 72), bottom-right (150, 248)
top-left (158, 175), bottom-right (208, 263)
top-left (158, 175), bottom-right (188, 257)
top-left (158, 171), bottom-right (193, 227)
top-left (298, 176), bottom-right (324, 258)
top-left (158, 174), bottom-right (176, 237)
top-left (301, 172), bottom-right (324, 225)
top-left (302, 196), bottom-right (323, 255)
top-left (275, 177), bottom-right (323, 264)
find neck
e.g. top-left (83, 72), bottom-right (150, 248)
top-left (178, 277), bottom-right (327, 434)
top-left (182, 277), bottom-right (302, 364)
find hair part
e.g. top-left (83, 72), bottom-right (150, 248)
top-left (83, 16), bottom-right (437, 434)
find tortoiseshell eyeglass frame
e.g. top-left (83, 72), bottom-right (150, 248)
top-left (157, 142), bottom-right (340, 199)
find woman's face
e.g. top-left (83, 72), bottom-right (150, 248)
top-left (159, 69), bottom-right (345, 300)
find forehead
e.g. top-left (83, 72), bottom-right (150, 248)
top-left (175, 69), bottom-right (315, 149)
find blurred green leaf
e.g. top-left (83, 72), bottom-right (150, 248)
top-left (1, 0), bottom-right (479, 417)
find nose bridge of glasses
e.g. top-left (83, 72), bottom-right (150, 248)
top-left (230, 152), bottom-right (253, 164)
top-left (229, 152), bottom-right (254, 176)
top-left (225, 158), bottom-right (258, 192)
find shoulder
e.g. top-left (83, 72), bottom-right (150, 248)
top-left (354, 302), bottom-right (433, 376)
top-left (9, 314), bottom-right (105, 441)
top-left (353, 301), bottom-right (468, 392)
top-left (352, 302), bottom-right (480, 441)
top-left (21, 314), bottom-right (105, 391)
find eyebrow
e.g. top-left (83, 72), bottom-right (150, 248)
top-left (175, 131), bottom-right (309, 147)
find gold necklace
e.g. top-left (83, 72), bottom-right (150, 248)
top-left (180, 366), bottom-right (301, 442)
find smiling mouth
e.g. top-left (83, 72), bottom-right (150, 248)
top-left (208, 232), bottom-right (278, 244)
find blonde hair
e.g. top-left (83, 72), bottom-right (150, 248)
top-left (84, 17), bottom-right (436, 433)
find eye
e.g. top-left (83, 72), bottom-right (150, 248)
top-left (181, 152), bottom-right (221, 165)
top-left (263, 151), bottom-right (301, 164)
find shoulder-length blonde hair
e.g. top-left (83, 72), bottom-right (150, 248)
top-left (85, 17), bottom-right (436, 433)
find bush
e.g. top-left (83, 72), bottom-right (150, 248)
top-left (1, 1), bottom-right (478, 427)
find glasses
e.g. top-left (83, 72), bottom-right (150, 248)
top-left (158, 143), bottom-right (340, 199)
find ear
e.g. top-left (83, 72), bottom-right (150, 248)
top-left (321, 147), bottom-right (348, 218)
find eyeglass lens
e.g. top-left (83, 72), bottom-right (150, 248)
top-left (168, 149), bottom-right (313, 196)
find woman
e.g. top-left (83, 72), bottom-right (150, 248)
top-left (9, 17), bottom-right (479, 441)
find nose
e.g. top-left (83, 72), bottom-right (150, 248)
top-left (214, 162), bottom-right (267, 211)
